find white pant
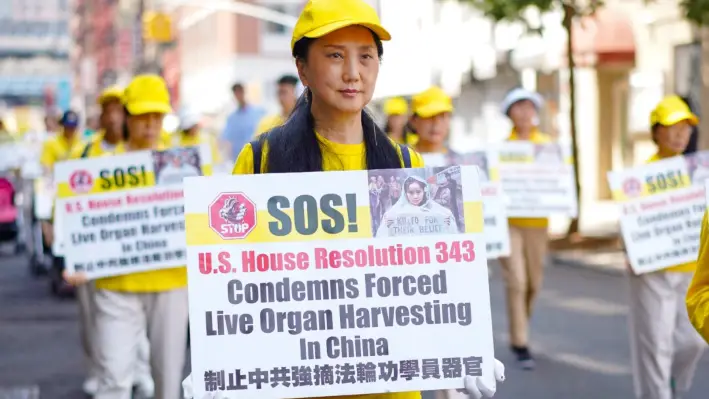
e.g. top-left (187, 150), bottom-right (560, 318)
top-left (76, 284), bottom-right (152, 384)
top-left (93, 288), bottom-right (188, 399)
top-left (628, 271), bottom-right (707, 399)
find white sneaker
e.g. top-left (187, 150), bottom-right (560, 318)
top-left (134, 375), bottom-right (155, 398)
top-left (82, 378), bottom-right (99, 396)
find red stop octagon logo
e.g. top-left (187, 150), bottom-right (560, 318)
top-left (69, 170), bottom-right (94, 194)
top-left (209, 192), bottom-right (257, 240)
top-left (622, 178), bottom-right (642, 198)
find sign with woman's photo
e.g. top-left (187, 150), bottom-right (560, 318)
top-left (497, 141), bottom-right (578, 218)
top-left (608, 152), bottom-right (707, 274)
top-left (421, 152), bottom-right (510, 258)
top-left (53, 145), bottom-right (211, 279)
top-left (183, 166), bottom-right (495, 399)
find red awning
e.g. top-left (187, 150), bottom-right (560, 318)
top-left (572, 8), bottom-right (636, 67)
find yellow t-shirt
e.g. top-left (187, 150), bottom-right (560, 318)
top-left (70, 130), bottom-right (121, 159)
top-left (232, 132), bottom-right (423, 399)
top-left (687, 212), bottom-right (709, 342)
top-left (173, 131), bottom-right (221, 163)
top-left (160, 130), bottom-right (173, 148)
top-left (388, 132), bottom-right (418, 147)
top-left (506, 129), bottom-right (551, 228)
top-left (254, 113), bottom-right (285, 137)
top-left (40, 132), bottom-right (85, 169)
top-left (94, 141), bottom-right (187, 293)
top-left (645, 152), bottom-right (695, 273)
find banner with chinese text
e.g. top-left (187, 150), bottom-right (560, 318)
top-left (54, 145), bottom-right (211, 279)
top-left (184, 165), bottom-right (496, 398)
top-left (607, 152), bottom-right (707, 274)
top-left (497, 141), bottom-right (577, 218)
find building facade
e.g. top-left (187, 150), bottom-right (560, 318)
top-left (0, 0), bottom-right (72, 129)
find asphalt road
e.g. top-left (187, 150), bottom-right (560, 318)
top-left (2, 252), bottom-right (709, 399)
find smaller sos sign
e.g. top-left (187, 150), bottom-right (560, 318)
top-left (69, 170), bottom-right (94, 194)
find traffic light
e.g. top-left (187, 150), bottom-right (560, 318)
top-left (142, 11), bottom-right (173, 43)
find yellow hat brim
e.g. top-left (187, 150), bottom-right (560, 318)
top-left (126, 102), bottom-right (173, 116)
top-left (293, 20), bottom-right (391, 50)
top-left (414, 102), bottom-right (453, 118)
top-left (658, 110), bottom-right (699, 127)
top-left (98, 93), bottom-right (122, 106)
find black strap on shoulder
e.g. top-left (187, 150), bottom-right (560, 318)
top-left (80, 142), bottom-right (92, 159)
top-left (250, 137), bottom-right (264, 174)
top-left (398, 143), bottom-right (412, 168)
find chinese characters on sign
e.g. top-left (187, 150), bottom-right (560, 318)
top-left (184, 166), bottom-right (496, 398)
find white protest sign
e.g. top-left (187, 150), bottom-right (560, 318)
top-left (184, 165), bottom-right (496, 398)
top-left (0, 142), bottom-right (22, 172)
top-left (497, 141), bottom-right (578, 218)
top-left (422, 152), bottom-right (510, 258)
top-left (608, 152), bottom-right (707, 274)
top-left (53, 145), bottom-right (211, 278)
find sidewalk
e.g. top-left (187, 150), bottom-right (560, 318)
top-left (551, 248), bottom-right (626, 276)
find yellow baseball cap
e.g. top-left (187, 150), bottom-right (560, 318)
top-left (97, 85), bottom-right (124, 105)
top-left (412, 87), bottom-right (454, 118)
top-left (383, 97), bottom-right (408, 116)
top-left (291, 0), bottom-right (391, 51)
top-left (650, 95), bottom-right (698, 127)
top-left (123, 75), bottom-right (172, 116)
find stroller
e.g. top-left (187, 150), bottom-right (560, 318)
top-left (0, 175), bottom-right (23, 254)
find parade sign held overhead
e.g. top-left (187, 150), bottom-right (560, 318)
top-left (608, 152), bottom-right (708, 274)
top-left (184, 166), bottom-right (496, 399)
top-left (497, 141), bottom-right (578, 218)
top-left (54, 145), bottom-right (211, 279)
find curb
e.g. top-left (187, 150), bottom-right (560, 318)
top-left (550, 254), bottom-right (625, 277)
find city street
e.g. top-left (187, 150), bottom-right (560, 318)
top-left (2, 251), bottom-right (709, 399)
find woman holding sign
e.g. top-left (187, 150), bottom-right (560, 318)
top-left (66, 85), bottom-right (154, 397)
top-left (497, 88), bottom-right (549, 370)
top-left (183, 0), bottom-right (504, 398)
top-left (65, 75), bottom-right (188, 399)
top-left (629, 96), bottom-right (706, 399)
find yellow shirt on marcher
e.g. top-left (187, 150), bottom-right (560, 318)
top-left (173, 131), bottom-right (221, 164)
top-left (232, 132), bottom-right (422, 399)
top-left (254, 113), bottom-right (285, 137)
top-left (94, 141), bottom-right (187, 293)
top-left (40, 132), bottom-right (85, 169)
top-left (389, 132), bottom-right (419, 147)
top-left (688, 212), bottom-right (709, 342)
top-left (506, 129), bottom-right (551, 228)
top-left (643, 153), bottom-right (695, 273)
top-left (70, 130), bottom-right (121, 159)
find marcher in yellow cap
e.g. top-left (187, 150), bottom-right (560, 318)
top-left (410, 87), bottom-right (453, 154)
top-left (73, 86), bottom-right (126, 158)
top-left (64, 74), bottom-right (186, 399)
top-left (622, 95), bottom-right (705, 399)
top-left (183, 1), bottom-right (505, 398)
top-left (66, 84), bottom-right (156, 398)
top-left (383, 97), bottom-right (417, 146)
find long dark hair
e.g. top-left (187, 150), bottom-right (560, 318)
top-left (122, 107), bottom-right (131, 141)
top-left (261, 33), bottom-right (403, 173)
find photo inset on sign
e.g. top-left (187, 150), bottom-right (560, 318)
top-left (369, 166), bottom-right (464, 237)
top-left (686, 152), bottom-right (709, 184)
top-left (534, 143), bottom-right (564, 165)
top-left (456, 152), bottom-right (490, 182)
top-left (153, 147), bottom-right (202, 186)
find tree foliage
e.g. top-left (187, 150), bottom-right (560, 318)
top-left (681, 0), bottom-right (709, 26)
top-left (456, 0), bottom-right (605, 32)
